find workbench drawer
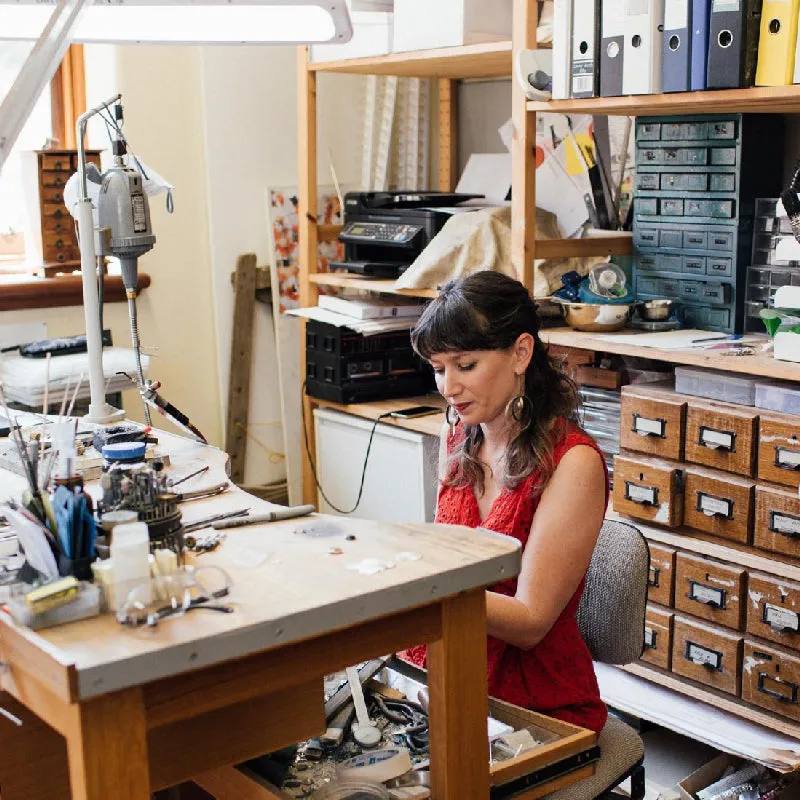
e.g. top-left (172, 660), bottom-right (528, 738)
top-left (754, 484), bottom-right (800, 560)
top-left (682, 466), bottom-right (754, 545)
top-left (757, 413), bottom-right (800, 489)
top-left (746, 572), bottom-right (800, 649)
top-left (42, 216), bottom-right (72, 235)
top-left (685, 400), bottom-right (758, 477)
top-left (613, 453), bottom-right (684, 528)
top-left (674, 552), bottom-right (746, 630)
top-left (40, 170), bottom-right (71, 188)
top-left (672, 616), bottom-right (743, 696)
top-left (41, 153), bottom-right (72, 171)
top-left (742, 641), bottom-right (800, 721)
top-left (648, 542), bottom-right (676, 607)
top-left (642, 604), bottom-right (673, 670)
top-left (620, 385), bottom-right (686, 462)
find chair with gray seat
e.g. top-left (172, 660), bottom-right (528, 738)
top-left (548, 518), bottom-right (650, 800)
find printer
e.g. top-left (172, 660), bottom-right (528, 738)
top-left (334, 190), bottom-right (482, 278)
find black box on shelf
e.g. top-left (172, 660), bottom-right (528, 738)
top-left (632, 114), bottom-right (784, 333)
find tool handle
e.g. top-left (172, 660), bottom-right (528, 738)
top-left (211, 504), bottom-right (315, 530)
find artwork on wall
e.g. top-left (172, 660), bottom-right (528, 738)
top-left (268, 187), bottom-right (344, 312)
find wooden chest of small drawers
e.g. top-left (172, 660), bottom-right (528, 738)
top-left (648, 542), bottom-right (676, 606)
top-left (642, 604), bottom-right (673, 670)
top-left (758, 412), bottom-right (800, 489)
top-left (754, 484), bottom-right (800, 560)
top-left (682, 465), bottom-right (754, 545)
top-left (742, 641), bottom-right (800, 722)
top-left (746, 572), bottom-right (800, 649)
top-left (620, 384), bottom-right (687, 462)
top-left (684, 399), bottom-right (758, 477)
top-left (672, 615), bottom-right (743, 695)
top-left (22, 149), bottom-right (102, 275)
top-left (613, 453), bottom-right (684, 527)
top-left (674, 552), bottom-right (746, 630)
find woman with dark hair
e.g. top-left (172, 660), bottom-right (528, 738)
top-left (403, 271), bottom-right (608, 734)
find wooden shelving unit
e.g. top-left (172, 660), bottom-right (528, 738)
top-left (309, 273), bottom-right (437, 299)
top-left (528, 85), bottom-right (800, 116)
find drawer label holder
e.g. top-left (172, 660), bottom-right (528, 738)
top-left (686, 640), bottom-right (722, 671)
top-left (770, 511), bottom-right (800, 539)
top-left (648, 566), bottom-right (661, 587)
top-left (643, 627), bottom-right (657, 649)
top-left (632, 414), bottom-right (666, 438)
top-left (758, 672), bottom-right (799, 705)
top-left (625, 482), bottom-right (658, 506)
top-left (775, 447), bottom-right (800, 471)
top-left (699, 426), bottom-right (735, 452)
top-left (696, 492), bottom-right (734, 519)
top-left (689, 581), bottom-right (727, 609)
top-left (763, 603), bottom-right (800, 634)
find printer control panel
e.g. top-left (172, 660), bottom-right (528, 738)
top-left (341, 221), bottom-right (422, 244)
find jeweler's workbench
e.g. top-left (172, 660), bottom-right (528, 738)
top-left (0, 429), bottom-right (523, 800)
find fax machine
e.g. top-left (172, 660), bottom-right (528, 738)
top-left (334, 191), bottom-right (482, 278)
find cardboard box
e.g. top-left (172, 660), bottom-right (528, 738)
top-left (677, 754), bottom-right (742, 800)
top-left (392, 0), bottom-right (512, 52)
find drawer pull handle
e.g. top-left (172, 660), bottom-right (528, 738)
top-left (696, 492), bottom-right (733, 519)
top-left (763, 603), bottom-right (800, 633)
top-left (775, 447), bottom-right (800, 471)
top-left (689, 580), bottom-right (726, 609)
top-left (699, 426), bottom-right (735, 452)
top-left (686, 641), bottom-right (722, 670)
top-left (770, 511), bottom-right (800, 539)
top-left (758, 673), bottom-right (799, 704)
top-left (625, 482), bottom-right (658, 506)
top-left (643, 627), bottom-right (657, 649)
top-left (632, 414), bottom-right (666, 438)
top-left (648, 565), bottom-right (660, 587)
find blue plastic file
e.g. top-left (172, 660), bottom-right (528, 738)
top-left (690, 0), bottom-right (711, 89)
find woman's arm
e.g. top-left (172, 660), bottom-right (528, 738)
top-left (486, 444), bottom-right (607, 650)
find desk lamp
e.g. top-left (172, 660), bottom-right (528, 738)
top-left (0, 0), bottom-right (352, 424)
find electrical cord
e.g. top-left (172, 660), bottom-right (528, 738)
top-left (300, 381), bottom-right (393, 514)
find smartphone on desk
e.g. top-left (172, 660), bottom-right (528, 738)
top-left (389, 405), bottom-right (442, 419)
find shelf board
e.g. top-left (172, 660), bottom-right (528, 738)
top-left (308, 41), bottom-right (513, 79)
top-left (308, 394), bottom-right (446, 437)
top-left (309, 273), bottom-right (437, 299)
top-left (527, 85), bottom-right (800, 116)
top-left (541, 328), bottom-right (800, 382)
top-left (537, 233), bottom-right (632, 258)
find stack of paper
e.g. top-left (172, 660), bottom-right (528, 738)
top-left (318, 294), bottom-right (424, 321)
top-left (287, 305), bottom-right (421, 336)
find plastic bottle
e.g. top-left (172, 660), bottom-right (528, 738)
top-left (109, 521), bottom-right (151, 610)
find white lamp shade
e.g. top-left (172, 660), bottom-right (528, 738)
top-left (0, 0), bottom-right (353, 45)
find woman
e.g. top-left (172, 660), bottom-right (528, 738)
top-left (403, 271), bottom-right (608, 734)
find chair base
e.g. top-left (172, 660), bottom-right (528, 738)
top-left (597, 762), bottom-right (645, 800)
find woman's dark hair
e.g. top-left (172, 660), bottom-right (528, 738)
top-left (411, 271), bottom-right (580, 494)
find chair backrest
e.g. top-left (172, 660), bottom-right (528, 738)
top-left (576, 519), bottom-right (650, 665)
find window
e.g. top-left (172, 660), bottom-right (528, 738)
top-left (0, 42), bottom-right (53, 263)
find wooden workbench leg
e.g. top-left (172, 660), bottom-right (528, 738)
top-left (65, 687), bottom-right (150, 800)
top-left (0, 692), bottom-right (71, 799)
top-left (426, 590), bottom-right (489, 800)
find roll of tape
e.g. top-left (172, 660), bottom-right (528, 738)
top-left (337, 748), bottom-right (412, 783)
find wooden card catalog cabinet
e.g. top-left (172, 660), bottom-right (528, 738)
top-left (682, 465), bottom-right (755, 545)
top-left (742, 641), bottom-right (800, 722)
top-left (674, 552), bottom-right (746, 630)
top-left (758, 413), bottom-right (800, 490)
top-left (685, 400), bottom-right (758, 477)
top-left (620, 385), bottom-right (687, 461)
top-left (746, 572), bottom-right (800, 650)
top-left (672, 616), bottom-right (743, 696)
top-left (613, 453), bottom-right (684, 527)
top-left (754, 484), bottom-right (800, 560)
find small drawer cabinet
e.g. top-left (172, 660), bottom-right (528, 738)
top-left (613, 453), bottom-right (684, 528)
top-left (672, 616), bottom-right (743, 696)
top-left (642, 604), bottom-right (674, 670)
top-left (21, 149), bottom-right (102, 276)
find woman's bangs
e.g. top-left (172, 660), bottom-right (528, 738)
top-left (411, 296), bottom-right (490, 359)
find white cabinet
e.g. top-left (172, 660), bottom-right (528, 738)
top-left (314, 407), bottom-right (438, 523)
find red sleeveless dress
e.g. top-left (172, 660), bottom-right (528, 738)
top-left (404, 419), bottom-right (609, 734)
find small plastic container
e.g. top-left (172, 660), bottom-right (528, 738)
top-left (110, 522), bottom-right (152, 610)
top-left (755, 381), bottom-right (800, 416)
top-left (675, 366), bottom-right (761, 406)
top-left (5, 582), bottom-right (101, 630)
